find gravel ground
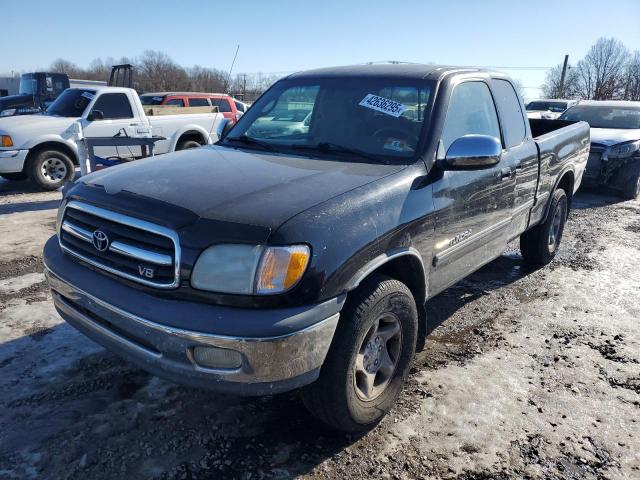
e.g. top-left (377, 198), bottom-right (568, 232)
top-left (0, 177), bottom-right (638, 480)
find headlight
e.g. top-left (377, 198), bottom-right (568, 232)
top-left (1, 135), bottom-right (13, 147)
top-left (0, 109), bottom-right (16, 117)
top-left (191, 244), bottom-right (310, 295)
top-left (608, 140), bottom-right (640, 158)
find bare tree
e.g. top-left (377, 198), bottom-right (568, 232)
top-left (622, 51), bottom-right (640, 101)
top-left (541, 63), bottom-right (579, 99)
top-left (137, 50), bottom-right (190, 92)
top-left (575, 37), bottom-right (629, 100)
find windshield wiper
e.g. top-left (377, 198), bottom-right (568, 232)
top-left (225, 135), bottom-right (276, 151)
top-left (290, 142), bottom-right (383, 163)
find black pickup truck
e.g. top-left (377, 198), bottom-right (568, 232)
top-left (44, 64), bottom-right (589, 432)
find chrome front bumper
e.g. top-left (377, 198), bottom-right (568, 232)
top-left (46, 267), bottom-right (339, 395)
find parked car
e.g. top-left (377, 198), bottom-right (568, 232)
top-left (43, 63), bottom-right (589, 432)
top-left (0, 72), bottom-right (106, 117)
top-left (247, 109), bottom-right (312, 138)
top-left (559, 100), bottom-right (640, 199)
top-left (140, 92), bottom-right (244, 126)
top-left (0, 86), bottom-right (224, 189)
top-left (526, 99), bottom-right (578, 119)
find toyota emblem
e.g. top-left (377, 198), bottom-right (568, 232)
top-left (92, 230), bottom-right (110, 252)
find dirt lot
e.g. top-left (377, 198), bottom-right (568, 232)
top-left (0, 177), bottom-right (638, 480)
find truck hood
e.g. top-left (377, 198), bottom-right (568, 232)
top-left (0, 114), bottom-right (76, 146)
top-left (78, 145), bottom-right (406, 232)
top-left (0, 94), bottom-right (33, 110)
top-left (590, 128), bottom-right (640, 146)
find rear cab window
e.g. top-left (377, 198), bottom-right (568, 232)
top-left (166, 98), bottom-right (185, 106)
top-left (140, 95), bottom-right (166, 106)
top-left (491, 79), bottom-right (526, 148)
top-left (212, 98), bottom-right (233, 112)
top-left (189, 98), bottom-right (210, 107)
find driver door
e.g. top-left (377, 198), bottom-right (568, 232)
top-left (82, 93), bottom-right (138, 158)
top-left (429, 80), bottom-right (515, 295)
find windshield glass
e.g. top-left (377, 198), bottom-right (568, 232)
top-left (559, 105), bottom-right (640, 129)
top-left (46, 89), bottom-right (95, 117)
top-left (19, 74), bottom-right (37, 95)
top-left (140, 95), bottom-right (165, 105)
top-left (224, 78), bottom-right (433, 162)
top-left (526, 101), bottom-right (568, 112)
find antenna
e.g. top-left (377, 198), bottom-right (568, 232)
top-left (227, 45), bottom-right (240, 93)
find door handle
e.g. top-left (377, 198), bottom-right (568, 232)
top-left (500, 167), bottom-right (513, 180)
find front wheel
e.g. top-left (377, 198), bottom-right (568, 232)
top-left (27, 149), bottom-right (74, 190)
top-left (301, 274), bottom-right (418, 433)
top-left (520, 188), bottom-right (568, 265)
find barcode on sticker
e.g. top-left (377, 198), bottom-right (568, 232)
top-left (359, 94), bottom-right (407, 117)
top-left (81, 92), bottom-right (95, 100)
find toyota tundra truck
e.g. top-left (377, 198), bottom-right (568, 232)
top-left (44, 64), bottom-right (589, 433)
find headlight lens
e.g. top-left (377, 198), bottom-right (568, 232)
top-left (608, 140), bottom-right (640, 158)
top-left (190, 244), bottom-right (310, 295)
top-left (191, 244), bottom-right (263, 294)
top-left (0, 109), bottom-right (16, 117)
top-left (1, 135), bottom-right (13, 147)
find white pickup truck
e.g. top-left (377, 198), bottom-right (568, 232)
top-left (0, 86), bottom-right (225, 189)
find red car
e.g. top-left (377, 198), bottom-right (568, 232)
top-left (139, 92), bottom-right (244, 126)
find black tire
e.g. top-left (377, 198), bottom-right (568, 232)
top-left (622, 169), bottom-right (640, 200)
top-left (520, 188), bottom-right (568, 265)
top-left (27, 149), bottom-right (74, 191)
top-left (176, 139), bottom-right (202, 150)
top-left (301, 274), bottom-right (418, 433)
top-left (0, 172), bottom-right (28, 181)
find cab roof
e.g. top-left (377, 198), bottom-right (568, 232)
top-left (285, 62), bottom-right (500, 81)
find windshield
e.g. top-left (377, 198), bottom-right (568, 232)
top-left (46, 89), bottom-right (95, 117)
top-left (19, 74), bottom-right (37, 95)
top-left (559, 105), bottom-right (640, 129)
top-left (224, 78), bottom-right (433, 162)
top-left (140, 95), bottom-right (165, 105)
top-left (526, 101), bottom-right (568, 112)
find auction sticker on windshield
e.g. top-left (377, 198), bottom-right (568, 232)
top-left (359, 94), bottom-right (407, 117)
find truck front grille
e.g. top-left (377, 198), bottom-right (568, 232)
top-left (59, 201), bottom-right (180, 289)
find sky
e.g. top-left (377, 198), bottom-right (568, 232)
top-left (2, 0), bottom-right (640, 100)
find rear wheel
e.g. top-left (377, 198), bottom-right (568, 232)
top-left (520, 188), bottom-right (568, 265)
top-left (176, 139), bottom-right (202, 150)
top-left (27, 149), bottom-right (74, 191)
top-left (301, 274), bottom-right (418, 433)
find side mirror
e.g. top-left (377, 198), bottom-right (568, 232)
top-left (444, 134), bottom-right (502, 169)
top-left (215, 118), bottom-right (230, 141)
top-left (87, 110), bottom-right (104, 121)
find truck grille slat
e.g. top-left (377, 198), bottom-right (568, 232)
top-left (59, 201), bottom-right (181, 289)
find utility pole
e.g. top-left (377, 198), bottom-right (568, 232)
top-left (243, 73), bottom-right (247, 101)
top-left (559, 54), bottom-right (569, 97)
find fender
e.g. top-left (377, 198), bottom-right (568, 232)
top-left (346, 246), bottom-right (427, 294)
top-left (539, 165), bottom-right (575, 224)
top-left (22, 134), bottom-right (79, 156)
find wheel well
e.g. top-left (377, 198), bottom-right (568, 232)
top-left (26, 142), bottom-right (78, 168)
top-left (352, 254), bottom-right (428, 350)
top-left (177, 131), bottom-right (205, 146)
top-left (557, 171), bottom-right (575, 211)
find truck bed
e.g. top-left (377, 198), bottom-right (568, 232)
top-left (528, 118), bottom-right (590, 225)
